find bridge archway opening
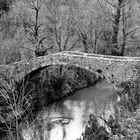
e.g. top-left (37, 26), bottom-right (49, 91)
top-left (16, 64), bottom-right (102, 107)
top-left (17, 64), bottom-right (104, 89)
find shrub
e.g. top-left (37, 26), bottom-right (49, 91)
top-left (0, 75), bottom-right (33, 140)
top-left (81, 114), bottom-right (109, 140)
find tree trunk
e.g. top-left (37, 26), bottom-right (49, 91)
top-left (120, 36), bottom-right (126, 56)
top-left (111, 0), bottom-right (123, 56)
top-left (81, 33), bottom-right (88, 53)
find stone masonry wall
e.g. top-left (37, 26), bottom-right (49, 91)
top-left (0, 51), bottom-right (139, 86)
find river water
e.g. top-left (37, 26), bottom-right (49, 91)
top-left (23, 80), bottom-right (119, 140)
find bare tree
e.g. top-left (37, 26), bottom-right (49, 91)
top-left (0, 76), bottom-right (33, 140)
top-left (43, 0), bottom-right (79, 53)
top-left (23, 0), bottom-right (53, 57)
top-left (120, 0), bottom-right (137, 56)
top-left (75, 0), bottom-right (112, 54)
top-left (97, 0), bottom-right (137, 56)
top-left (89, 2), bottom-right (109, 54)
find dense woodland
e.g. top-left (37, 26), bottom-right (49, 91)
top-left (1, 0), bottom-right (140, 140)
top-left (0, 0), bottom-right (140, 65)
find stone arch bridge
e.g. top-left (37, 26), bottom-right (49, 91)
top-left (0, 51), bottom-right (139, 86)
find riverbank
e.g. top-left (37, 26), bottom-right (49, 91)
top-left (0, 65), bottom-right (100, 140)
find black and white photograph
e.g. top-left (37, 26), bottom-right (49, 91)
top-left (0, 0), bottom-right (140, 139)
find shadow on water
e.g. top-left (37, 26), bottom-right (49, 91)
top-left (22, 79), bottom-right (119, 140)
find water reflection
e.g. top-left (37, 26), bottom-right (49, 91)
top-left (23, 80), bottom-right (119, 140)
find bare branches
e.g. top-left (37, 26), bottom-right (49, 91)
top-left (98, 0), bottom-right (106, 11)
top-left (93, 1), bottom-right (115, 24)
top-left (97, 0), bottom-right (137, 56)
top-left (106, 0), bottom-right (117, 9)
top-left (68, 39), bottom-right (79, 51)
top-left (0, 76), bottom-right (33, 140)
top-left (42, 0), bottom-right (80, 52)
top-left (126, 26), bottom-right (138, 36)
top-left (28, 0), bottom-right (41, 12)
top-left (119, 0), bottom-right (136, 55)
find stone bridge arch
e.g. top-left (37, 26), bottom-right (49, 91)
top-left (0, 51), bottom-right (139, 86)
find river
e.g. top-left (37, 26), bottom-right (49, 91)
top-left (23, 80), bottom-right (119, 140)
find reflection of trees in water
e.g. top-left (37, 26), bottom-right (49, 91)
top-left (24, 113), bottom-right (72, 140)
top-left (53, 118), bottom-right (71, 140)
top-left (48, 117), bottom-right (72, 140)
top-left (36, 105), bottom-right (73, 139)
top-left (23, 81), bottom-right (117, 140)
top-left (27, 100), bottom-right (76, 140)
top-left (47, 101), bottom-right (71, 118)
